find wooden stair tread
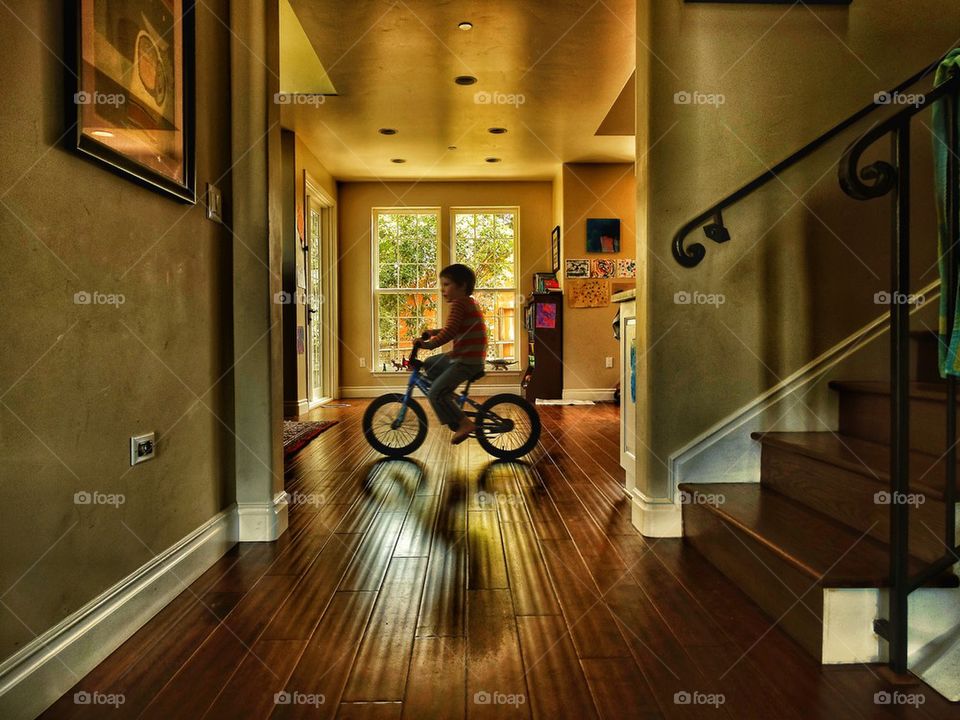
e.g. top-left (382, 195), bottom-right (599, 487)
top-left (679, 483), bottom-right (946, 588)
top-left (828, 380), bottom-right (952, 401)
top-left (750, 431), bottom-right (953, 500)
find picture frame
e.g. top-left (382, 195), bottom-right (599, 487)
top-left (565, 258), bottom-right (590, 279)
top-left (71, 0), bottom-right (197, 203)
top-left (551, 225), bottom-right (561, 273)
top-left (586, 218), bottom-right (620, 253)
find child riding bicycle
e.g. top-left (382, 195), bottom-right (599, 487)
top-left (413, 264), bottom-right (487, 444)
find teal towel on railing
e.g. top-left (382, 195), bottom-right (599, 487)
top-left (935, 49), bottom-right (960, 377)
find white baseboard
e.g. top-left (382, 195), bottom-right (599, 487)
top-left (340, 384), bottom-right (521, 398)
top-left (630, 491), bottom-right (682, 538)
top-left (562, 388), bottom-right (616, 402)
top-left (0, 508), bottom-right (237, 720)
top-left (283, 399), bottom-right (310, 417)
top-left (237, 491), bottom-right (289, 542)
top-left (668, 279), bottom-right (940, 491)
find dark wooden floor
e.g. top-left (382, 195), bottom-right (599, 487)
top-left (39, 400), bottom-right (958, 719)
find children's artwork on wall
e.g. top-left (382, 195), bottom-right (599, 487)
top-left (591, 258), bottom-right (615, 278)
top-left (617, 259), bottom-right (637, 278)
top-left (568, 279), bottom-right (611, 308)
top-left (565, 259), bottom-right (590, 278)
top-left (586, 218), bottom-right (620, 253)
top-left (535, 302), bottom-right (557, 329)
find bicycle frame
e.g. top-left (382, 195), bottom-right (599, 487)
top-left (392, 358), bottom-right (486, 430)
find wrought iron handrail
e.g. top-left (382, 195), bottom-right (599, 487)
top-left (837, 69), bottom-right (960, 676)
top-left (672, 52), bottom-right (955, 268)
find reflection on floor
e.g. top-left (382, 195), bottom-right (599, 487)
top-left (39, 401), bottom-right (956, 719)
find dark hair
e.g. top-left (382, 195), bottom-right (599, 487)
top-left (439, 263), bottom-right (476, 295)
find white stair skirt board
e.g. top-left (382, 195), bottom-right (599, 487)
top-left (908, 582), bottom-right (960, 701)
top-left (0, 508), bottom-right (238, 720)
top-left (668, 279), bottom-right (940, 489)
top-left (562, 388), bottom-right (616, 402)
top-left (238, 491), bottom-right (289, 542)
top-left (340, 384), bottom-right (521, 398)
top-left (631, 490), bottom-right (682, 538)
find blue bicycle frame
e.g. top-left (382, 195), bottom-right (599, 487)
top-left (392, 358), bottom-right (486, 430)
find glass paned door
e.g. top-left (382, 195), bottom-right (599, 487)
top-left (307, 206), bottom-right (323, 402)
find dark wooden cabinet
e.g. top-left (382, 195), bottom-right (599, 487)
top-left (523, 294), bottom-right (563, 401)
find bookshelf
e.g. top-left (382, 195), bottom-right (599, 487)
top-left (523, 293), bottom-right (563, 400)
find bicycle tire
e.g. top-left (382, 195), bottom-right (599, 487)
top-left (474, 393), bottom-right (541, 460)
top-left (363, 394), bottom-right (429, 457)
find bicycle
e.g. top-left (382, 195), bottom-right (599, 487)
top-left (362, 335), bottom-right (542, 460)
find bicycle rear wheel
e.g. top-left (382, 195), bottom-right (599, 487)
top-left (363, 394), bottom-right (429, 457)
top-left (474, 394), bottom-right (541, 460)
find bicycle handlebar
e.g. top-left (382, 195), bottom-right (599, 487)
top-left (408, 331), bottom-right (432, 364)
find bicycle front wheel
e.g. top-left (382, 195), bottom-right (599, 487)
top-left (475, 393), bottom-right (541, 460)
top-left (363, 394), bottom-right (429, 457)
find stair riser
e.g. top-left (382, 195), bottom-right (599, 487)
top-left (682, 502), bottom-right (824, 660)
top-left (837, 392), bottom-right (956, 456)
top-left (760, 444), bottom-right (947, 564)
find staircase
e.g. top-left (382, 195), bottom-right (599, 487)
top-left (680, 331), bottom-right (960, 691)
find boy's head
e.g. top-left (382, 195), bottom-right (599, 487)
top-left (439, 263), bottom-right (476, 298)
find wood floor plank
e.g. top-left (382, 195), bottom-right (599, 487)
top-left (393, 494), bottom-right (440, 558)
top-left (516, 615), bottom-right (598, 720)
top-left (403, 636), bottom-right (466, 720)
top-left (416, 532), bottom-right (467, 638)
top-left (580, 657), bottom-right (662, 720)
top-left (342, 556), bottom-right (428, 701)
top-left (500, 521), bottom-right (562, 616)
top-left (336, 702), bottom-right (404, 719)
top-left (339, 512), bottom-right (409, 592)
top-left (467, 511), bottom-right (509, 590)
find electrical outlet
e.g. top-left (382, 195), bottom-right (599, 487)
top-left (359, 357), bottom-right (366, 368)
top-left (605, 356), bottom-right (614, 368)
top-left (130, 433), bottom-right (156, 466)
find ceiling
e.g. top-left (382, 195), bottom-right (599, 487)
top-left (282, 0), bottom-right (636, 181)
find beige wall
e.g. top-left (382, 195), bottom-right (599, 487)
top-left (561, 163), bottom-right (636, 392)
top-left (337, 181), bottom-right (554, 391)
top-left (0, 0), bottom-right (233, 663)
top-left (637, 1), bottom-right (955, 498)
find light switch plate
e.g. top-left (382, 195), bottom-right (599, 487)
top-left (605, 356), bottom-right (614, 368)
top-left (206, 183), bottom-right (223, 223)
top-left (130, 433), bottom-right (156, 466)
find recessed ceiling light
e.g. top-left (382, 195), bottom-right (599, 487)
top-left (448, 145), bottom-right (457, 150)
top-left (455, 75), bottom-right (477, 86)
top-left (485, 157), bottom-right (501, 163)
top-left (92, 130), bottom-right (114, 138)
top-left (379, 128), bottom-right (398, 135)
top-left (391, 158), bottom-right (406, 163)
top-left (488, 127), bottom-right (507, 134)
top-left (458, 21), bottom-right (473, 31)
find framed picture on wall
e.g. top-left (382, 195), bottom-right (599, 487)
top-left (551, 225), bottom-right (560, 273)
top-left (71, 0), bottom-right (196, 202)
top-left (586, 218), bottom-right (620, 253)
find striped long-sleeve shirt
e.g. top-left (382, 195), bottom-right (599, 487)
top-left (422, 296), bottom-right (488, 362)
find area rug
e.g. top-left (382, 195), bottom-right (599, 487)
top-left (283, 420), bottom-right (338, 457)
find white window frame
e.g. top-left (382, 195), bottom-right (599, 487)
top-left (450, 206), bottom-right (521, 365)
top-left (370, 207), bottom-right (442, 373)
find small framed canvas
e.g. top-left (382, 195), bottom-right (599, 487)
top-left (551, 226), bottom-right (561, 273)
top-left (565, 259), bottom-right (590, 278)
top-left (72, 0), bottom-right (196, 202)
top-left (586, 218), bottom-right (620, 253)
top-left (616, 259), bottom-right (636, 278)
top-left (591, 259), bottom-right (615, 278)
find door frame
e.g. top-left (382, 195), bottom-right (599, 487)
top-left (304, 173), bottom-right (338, 405)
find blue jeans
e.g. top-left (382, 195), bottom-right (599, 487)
top-left (423, 354), bottom-right (483, 429)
